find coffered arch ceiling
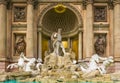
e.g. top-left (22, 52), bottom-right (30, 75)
top-left (38, 4), bottom-right (83, 37)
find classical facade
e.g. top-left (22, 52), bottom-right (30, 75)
top-left (0, 0), bottom-right (120, 71)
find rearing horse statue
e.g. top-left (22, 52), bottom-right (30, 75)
top-left (80, 54), bottom-right (107, 73)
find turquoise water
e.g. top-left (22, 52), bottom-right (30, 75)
top-left (1, 80), bottom-right (120, 83)
top-left (1, 80), bottom-right (40, 83)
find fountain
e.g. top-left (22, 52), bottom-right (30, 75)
top-left (1, 29), bottom-right (120, 83)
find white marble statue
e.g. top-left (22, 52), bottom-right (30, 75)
top-left (80, 54), bottom-right (114, 75)
top-left (7, 52), bottom-right (27, 70)
top-left (98, 56), bottom-right (114, 74)
top-left (7, 52), bottom-right (37, 72)
top-left (80, 54), bottom-right (107, 73)
top-left (36, 58), bottom-right (43, 71)
top-left (51, 29), bottom-right (66, 56)
top-left (24, 58), bottom-right (36, 72)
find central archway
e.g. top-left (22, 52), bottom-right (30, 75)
top-left (38, 3), bottom-right (83, 37)
top-left (37, 3), bottom-right (83, 60)
top-left (42, 8), bottom-right (78, 34)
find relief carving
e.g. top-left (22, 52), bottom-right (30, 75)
top-left (94, 6), bottom-right (107, 22)
top-left (94, 34), bottom-right (106, 56)
top-left (14, 6), bottom-right (26, 22)
top-left (15, 36), bottom-right (26, 56)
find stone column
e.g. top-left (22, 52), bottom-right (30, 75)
top-left (114, 0), bottom-right (120, 59)
top-left (0, 0), bottom-right (7, 59)
top-left (67, 38), bottom-right (71, 48)
top-left (78, 31), bottom-right (82, 60)
top-left (84, 0), bottom-right (93, 58)
top-left (38, 29), bottom-right (42, 59)
top-left (26, 0), bottom-right (34, 57)
top-left (33, 3), bottom-right (38, 59)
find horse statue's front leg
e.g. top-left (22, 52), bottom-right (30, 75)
top-left (7, 63), bottom-right (18, 69)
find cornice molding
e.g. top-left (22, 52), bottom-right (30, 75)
top-left (0, 0), bottom-right (8, 5)
top-left (27, 0), bottom-right (38, 9)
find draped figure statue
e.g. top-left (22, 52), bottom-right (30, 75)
top-left (51, 29), bottom-right (66, 56)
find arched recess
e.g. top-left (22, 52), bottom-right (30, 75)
top-left (37, 3), bottom-right (83, 60)
top-left (37, 3), bottom-right (83, 37)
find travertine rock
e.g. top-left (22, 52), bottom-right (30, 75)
top-left (0, 75), bottom-right (7, 82)
top-left (111, 71), bottom-right (120, 81)
top-left (82, 70), bottom-right (100, 78)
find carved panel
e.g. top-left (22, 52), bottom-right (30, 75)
top-left (13, 34), bottom-right (26, 56)
top-left (94, 6), bottom-right (107, 22)
top-left (94, 34), bottom-right (106, 56)
top-left (13, 5), bottom-right (27, 22)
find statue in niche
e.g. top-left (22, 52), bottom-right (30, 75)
top-left (94, 34), bottom-right (106, 56)
top-left (51, 28), bottom-right (66, 56)
top-left (14, 6), bottom-right (26, 22)
top-left (15, 36), bottom-right (26, 56)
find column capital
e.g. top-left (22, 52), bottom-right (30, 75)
top-left (27, 0), bottom-right (38, 9)
top-left (27, 0), bottom-right (34, 5)
top-left (108, 0), bottom-right (114, 9)
top-left (86, 0), bottom-right (94, 4)
top-left (113, 0), bottom-right (120, 5)
top-left (0, 0), bottom-right (8, 5)
top-left (82, 0), bottom-right (94, 10)
top-left (0, 0), bottom-right (11, 9)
